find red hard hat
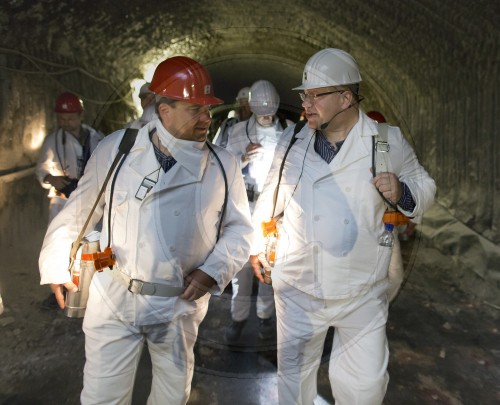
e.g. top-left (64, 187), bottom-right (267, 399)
top-left (149, 56), bottom-right (223, 106)
top-left (54, 92), bottom-right (84, 113)
top-left (366, 111), bottom-right (386, 123)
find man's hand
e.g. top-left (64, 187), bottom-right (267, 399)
top-left (242, 143), bottom-right (263, 163)
top-left (181, 269), bottom-right (216, 301)
top-left (371, 171), bottom-right (402, 204)
top-left (250, 254), bottom-right (265, 283)
top-left (44, 174), bottom-right (71, 191)
top-left (50, 281), bottom-right (78, 309)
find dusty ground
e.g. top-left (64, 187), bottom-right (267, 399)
top-left (0, 230), bottom-right (499, 405)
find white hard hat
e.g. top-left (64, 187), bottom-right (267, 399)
top-left (249, 80), bottom-right (280, 116)
top-left (236, 86), bottom-right (250, 101)
top-left (139, 82), bottom-right (153, 96)
top-left (293, 48), bottom-right (362, 90)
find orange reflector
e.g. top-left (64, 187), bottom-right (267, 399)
top-left (261, 218), bottom-right (277, 237)
top-left (383, 211), bottom-right (409, 226)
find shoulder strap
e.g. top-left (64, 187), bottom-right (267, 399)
top-left (271, 120), bottom-right (306, 218)
top-left (278, 116), bottom-right (288, 130)
top-left (68, 128), bottom-right (138, 265)
top-left (372, 122), bottom-right (398, 211)
top-left (373, 123), bottom-right (391, 175)
top-left (206, 142), bottom-right (228, 242)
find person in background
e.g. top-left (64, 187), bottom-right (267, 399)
top-left (36, 91), bottom-right (103, 310)
top-left (212, 86), bottom-right (252, 147)
top-left (126, 82), bottom-right (158, 129)
top-left (38, 55), bottom-right (253, 405)
top-left (224, 79), bottom-right (293, 343)
top-left (250, 48), bottom-right (436, 404)
top-left (36, 92), bottom-right (103, 223)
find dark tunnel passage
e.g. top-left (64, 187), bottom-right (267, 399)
top-left (0, 1), bottom-right (499, 404)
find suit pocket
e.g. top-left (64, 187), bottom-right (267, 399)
top-left (110, 190), bottom-right (128, 246)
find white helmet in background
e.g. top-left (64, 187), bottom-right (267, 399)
top-left (293, 48), bottom-right (362, 90)
top-left (236, 86), bottom-right (250, 102)
top-left (249, 80), bottom-right (280, 116)
top-left (139, 82), bottom-right (153, 96)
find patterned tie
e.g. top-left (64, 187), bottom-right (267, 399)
top-left (153, 148), bottom-right (177, 173)
top-left (150, 130), bottom-right (177, 172)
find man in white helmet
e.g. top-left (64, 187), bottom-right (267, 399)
top-left (250, 49), bottom-right (436, 404)
top-left (224, 79), bottom-right (293, 343)
top-left (212, 86), bottom-right (252, 147)
top-left (126, 82), bottom-right (158, 129)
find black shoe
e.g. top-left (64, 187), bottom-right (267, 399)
top-left (258, 317), bottom-right (276, 340)
top-left (40, 293), bottom-right (59, 310)
top-left (225, 320), bottom-right (247, 343)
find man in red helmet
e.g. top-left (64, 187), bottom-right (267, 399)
top-left (38, 57), bottom-right (253, 404)
top-left (36, 92), bottom-right (103, 223)
top-left (36, 92), bottom-right (103, 310)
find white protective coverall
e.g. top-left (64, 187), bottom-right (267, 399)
top-left (35, 124), bottom-right (103, 222)
top-left (225, 114), bottom-right (291, 322)
top-left (39, 119), bottom-right (253, 404)
top-left (251, 111), bottom-right (436, 404)
top-left (126, 103), bottom-right (159, 130)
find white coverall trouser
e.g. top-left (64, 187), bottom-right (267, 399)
top-left (81, 302), bottom-right (207, 405)
top-left (274, 278), bottom-right (389, 405)
top-left (231, 261), bottom-right (275, 321)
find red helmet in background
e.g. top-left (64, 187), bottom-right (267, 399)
top-left (149, 56), bottom-right (223, 106)
top-left (366, 111), bottom-right (386, 123)
top-left (54, 92), bottom-right (84, 113)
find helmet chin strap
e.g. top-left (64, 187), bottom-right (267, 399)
top-left (320, 96), bottom-right (364, 130)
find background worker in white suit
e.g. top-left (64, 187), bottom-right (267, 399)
top-left (212, 86), bottom-right (252, 147)
top-left (36, 92), bottom-right (103, 223)
top-left (126, 82), bottom-right (158, 129)
top-left (36, 92), bottom-right (103, 310)
top-left (38, 56), bottom-right (253, 405)
top-left (224, 79), bottom-right (293, 342)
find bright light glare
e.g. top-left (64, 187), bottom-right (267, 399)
top-left (130, 78), bottom-right (146, 114)
top-left (25, 116), bottom-right (46, 150)
top-left (30, 128), bottom-right (46, 150)
top-left (143, 63), bottom-right (157, 83)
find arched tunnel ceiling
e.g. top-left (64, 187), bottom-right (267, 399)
top-left (0, 0), bottom-right (499, 244)
top-left (3, 0), bottom-right (498, 114)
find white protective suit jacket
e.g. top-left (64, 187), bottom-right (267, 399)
top-left (36, 124), bottom-right (103, 195)
top-left (251, 111), bottom-right (436, 299)
top-left (226, 115), bottom-right (292, 193)
top-left (39, 119), bottom-right (253, 325)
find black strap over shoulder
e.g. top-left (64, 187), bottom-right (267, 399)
top-left (118, 128), bottom-right (139, 153)
top-left (271, 120), bottom-right (307, 218)
top-left (69, 128), bottom-right (138, 263)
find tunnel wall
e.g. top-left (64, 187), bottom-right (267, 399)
top-left (0, 1), bottom-right (498, 296)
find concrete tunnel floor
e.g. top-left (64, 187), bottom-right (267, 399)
top-left (0, 223), bottom-right (499, 404)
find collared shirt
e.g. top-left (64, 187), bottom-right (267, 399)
top-left (149, 130), bottom-right (177, 172)
top-left (314, 130), bottom-right (345, 164)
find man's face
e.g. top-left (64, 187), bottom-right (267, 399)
top-left (160, 101), bottom-right (212, 142)
top-left (56, 112), bottom-right (83, 135)
top-left (256, 114), bottom-right (274, 127)
top-left (140, 93), bottom-right (155, 109)
top-left (237, 99), bottom-right (252, 121)
top-left (301, 87), bottom-right (346, 130)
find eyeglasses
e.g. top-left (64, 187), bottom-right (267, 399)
top-left (299, 90), bottom-right (344, 102)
